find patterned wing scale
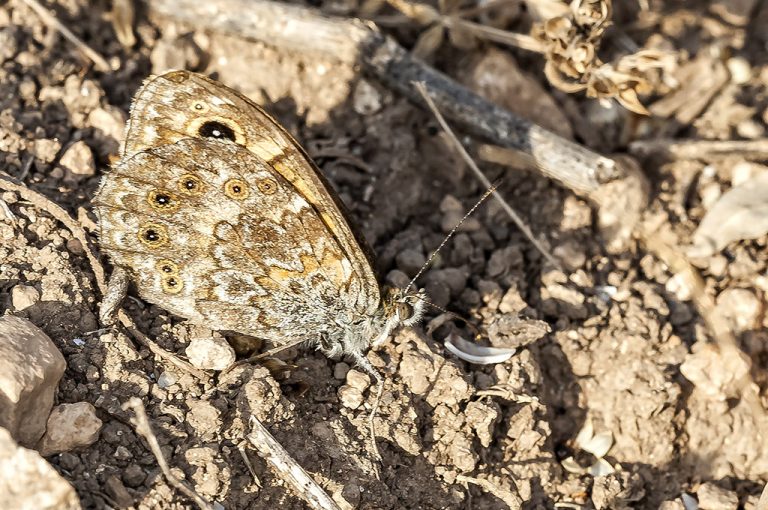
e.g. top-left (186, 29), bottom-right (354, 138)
top-left (118, 70), bottom-right (380, 315)
top-left (94, 138), bottom-right (366, 342)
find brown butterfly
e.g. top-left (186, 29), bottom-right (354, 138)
top-left (93, 70), bottom-right (425, 376)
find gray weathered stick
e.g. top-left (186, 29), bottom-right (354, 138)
top-left (247, 416), bottom-right (342, 510)
top-left (150, 0), bottom-right (621, 195)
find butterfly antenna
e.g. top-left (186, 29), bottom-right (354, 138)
top-left (405, 183), bottom-right (499, 294)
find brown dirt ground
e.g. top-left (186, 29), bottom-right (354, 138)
top-left (1, 0), bottom-right (767, 508)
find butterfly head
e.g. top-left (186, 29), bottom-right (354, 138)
top-left (370, 286), bottom-right (426, 346)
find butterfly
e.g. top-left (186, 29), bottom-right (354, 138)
top-left (92, 70), bottom-right (425, 377)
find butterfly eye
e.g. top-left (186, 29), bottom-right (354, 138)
top-left (138, 223), bottom-right (168, 248)
top-left (178, 174), bottom-right (204, 195)
top-left (161, 274), bottom-right (183, 294)
top-left (224, 178), bottom-right (249, 200)
top-left (257, 178), bottom-right (278, 195)
top-left (199, 120), bottom-right (236, 142)
top-left (396, 302), bottom-right (413, 321)
top-left (147, 190), bottom-right (179, 211)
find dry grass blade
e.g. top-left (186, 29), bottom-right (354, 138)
top-left (20, 0), bottom-right (111, 71)
top-left (247, 416), bottom-right (342, 510)
top-left (124, 398), bottom-right (214, 510)
top-left (413, 81), bottom-right (561, 270)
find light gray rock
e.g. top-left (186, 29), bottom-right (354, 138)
top-left (38, 402), bottom-right (102, 456)
top-left (0, 316), bottom-right (66, 447)
top-left (0, 426), bottom-right (81, 510)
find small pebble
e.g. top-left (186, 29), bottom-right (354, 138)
top-left (333, 362), bottom-right (350, 380)
top-left (122, 464), bottom-right (146, 488)
top-left (727, 56), bottom-right (751, 84)
top-left (338, 385), bottom-right (364, 409)
top-left (38, 402), bottom-right (103, 456)
top-left (59, 141), bottom-right (95, 182)
top-left (157, 371), bottom-right (177, 388)
top-left (696, 482), bottom-right (738, 510)
top-left (352, 79), bottom-right (382, 115)
top-left (346, 369), bottom-right (371, 391)
top-left (736, 119), bottom-right (765, 139)
top-left (186, 336), bottom-right (235, 371)
top-left (396, 249), bottom-right (426, 275)
top-left (11, 284), bottom-right (40, 311)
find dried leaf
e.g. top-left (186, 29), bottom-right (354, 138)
top-left (688, 171), bottom-right (768, 257)
top-left (582, 431), bottom-right (613, 458)
top-left (413, 23), bottom-right (445, 58)
top-left (444, 333), bottom-right (516, 364)
top-left (588, 458), bottom-right (616, 477)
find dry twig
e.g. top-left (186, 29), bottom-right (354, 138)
top-left (123, 398), bottom-right (214, 510)
top-left (247, 416), bottom-right (342, 510)
top-left (629, 138), bottom-right (768, 160)
top-left (413, 81), bottom-right (560, 269)
top-left (20, 0), bottom-right (111, 72)
top-left (150, 0), bottom-right (621, 196)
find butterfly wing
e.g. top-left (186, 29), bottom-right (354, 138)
top-left (94, 138), bottom-right (370, 341)
top-left (119, 70), bottom-right (380, 315)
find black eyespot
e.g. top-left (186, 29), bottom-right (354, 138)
top-left (224, 178), bottom-right (249, 200)
top-left (166, 277), bottom-right (177, 287)
top-left (199, 121), bottom-right (236, 142)
top-left (155, 193), bottom-right (170, 204)
top-left (161, 265), bottom-right (172, 273)
top-left (178, 174), bottom-right (204, 196)
top-left (138, 223), bottom-right (168, 248)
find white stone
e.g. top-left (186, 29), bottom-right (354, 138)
top-left (0, 427), bottom-right (81, 510)
top-left (338, 385), bottom-right (364, 410)
top-left (716, 287), bottom-right (761, 334)
top-left (11, 284), bottom-right (40, 311)
top-left (0, 316), bottom-right (66, 447)
top-left (38, 402), bottom-right (102, 456)
top-left (59, 141), bottom-right (95, 182)
top-left (186, 336), bottom-right (235, 371)
top-left (727, 56), bottom-right (751, 84)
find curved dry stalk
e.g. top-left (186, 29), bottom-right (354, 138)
top-left (124, 398), bottom-right (214, 510)
top-left (20, 0), bottom-right (111, 71)
top-left (414, 81), bottom-right (561, 270)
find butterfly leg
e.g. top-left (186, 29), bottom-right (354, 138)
top-left (100, 266), bottom-right (130, 327)
top-left (350, 351), bottom-right (384, 479)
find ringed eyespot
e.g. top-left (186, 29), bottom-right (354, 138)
top-left (257, 178), bottom-right (278, 195)
top-left (156, 259), bottom-right (179, 275)
top-left (199, 120), bottom-right (236, 142)
top-left (147, 189), bottom-right (179, 211)
top-left (224, 178), bottom-right (249, 200)
top-left (161, 274), bottom-right (183, 294)
top-left (137, 223), bottom-right (169, 248)
top-left (178, 173), bottom-right (204, 195)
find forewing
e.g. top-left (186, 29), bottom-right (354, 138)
top-left (120, 70), bottom-right (380, 313)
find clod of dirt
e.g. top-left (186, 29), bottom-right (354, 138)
top-left (38, 402), bottom-right (102, 456)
